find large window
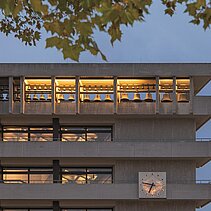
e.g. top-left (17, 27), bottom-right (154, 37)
top-left (2, 126), bottom-right (53, 142)
top-left (2, 167), bottom-right (53, 184)
top-left (61, 167), bottom-right (113, 184)
top-left (61, 126), bottom-right (112, 142)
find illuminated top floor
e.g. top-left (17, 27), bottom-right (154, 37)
top-left (0, 63), bottom-right (210, 121)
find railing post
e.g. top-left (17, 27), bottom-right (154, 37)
top-left (53, 160), bottom-right (60, 183)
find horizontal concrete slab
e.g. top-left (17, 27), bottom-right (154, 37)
top-left (0, 63), bottom-right (211, 77)
top-left (0, 183), bottom-right (210, 201)
top-left (0, 141), bottom-right (210, 167)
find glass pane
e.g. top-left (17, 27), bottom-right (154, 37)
top-left (87, 132), bottom-right (111, 142)
top-left (3, 170), bottom-right (28, 183)
top-left (3, 132), bottom-right (28, 141)
top-left (62, 133), bottom-right (85, 142)
top-left (30, 127), bottom-right (53, 131)
top-left (30, 133), bottom-right (53, 141)
top-left (3, 210), bottom-right (28, 211)
top-left (87, 168), bottom-right (112, 184)
top-left (62, 168), bottom-right (86, 184)
top-left (30, 174), bottom-right (53, 183)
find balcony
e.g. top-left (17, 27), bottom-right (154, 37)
top-left (0, 140), bottom-right (210, 167)
top-left (0, 182), bottom-right (209, 207)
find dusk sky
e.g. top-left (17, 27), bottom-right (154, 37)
top-left (0, 1), bottom-right (210, 210)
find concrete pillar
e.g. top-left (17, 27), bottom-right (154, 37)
top-left (9, 76), bottom-right (13, 113)
top-left (0, 123), bottom-right (3, 142)
top-left (0, 161), bottom-right (3, 182)
top-left (52, 76), bottom-right (56, 114)
top-left (173, 76), bottom-right (177, 114)
top-left (53, 118), bottom-right (60, 141)
top-left (53, 201), bottom-right (60, 211)
top-left (156, 76), bottom-right (159, 114)
top-left (53, 160), bottom-right (60, 183)
top-left (114, 76), bottom-right (117, 114)
top-left (190, 76), bottom-right (194, 114)
top-left (20, 76), bottom-right (25, 114)
top-left (75, 76), bottom-right (80, 114)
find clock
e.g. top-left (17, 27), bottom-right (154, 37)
top-left (139, 172), bottom-right (166, 198)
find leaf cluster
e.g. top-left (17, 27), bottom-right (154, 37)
top-left (0, 0), bottom-right (210, 61)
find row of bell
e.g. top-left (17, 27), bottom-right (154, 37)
top-left (121, 92), bottom-right (189, 102)
top-left (26, 93), bottom-right (189, 103)
top-left (161, 93), bottom-right (189, 103)
top-left (84, 94), bottom-right (113, 102)
top-left (27, 94), bottom-right (75, 101)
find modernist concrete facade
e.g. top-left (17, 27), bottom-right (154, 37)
top-left (0, 63), bottom-right (210, 211)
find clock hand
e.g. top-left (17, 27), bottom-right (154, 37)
top-left (148, 182), bottom-right (155, 193)
top-left (142, 182), bottom-right (153, 186)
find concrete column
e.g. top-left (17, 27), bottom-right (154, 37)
top-left (75, 76), bottom-right (80, 114)
top-left (53, 201), bottom-right (60, 211)
top-left (156, 76), bottom-right (159, 114)
top-left (0, 123), bottom-right (3, 142)
top-left (53, 118), bottom-right (60, 141)
top-left (189, 76), bottom-right (194, 114)
top-left (114, 76), bottom-right (117, 114)
top-left (53, 160), bottom-right (60, 183)
top-left (51, 76), bottom-right (56, 114)
top-left (173, 76), bottom-right (177, 114)
top-left (0, 161), bottom-right (3, 182)
top-left (20, 76), bottom-right (25, 114)
top-left (9, 76), bottom-right (13, 113)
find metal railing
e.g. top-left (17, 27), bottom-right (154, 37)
top-left (1, 179), bottom-right (211, 184)
top-left (0, 138), bottom-right (210, 142)
top-left (0, 137), bottom-right (210, 142)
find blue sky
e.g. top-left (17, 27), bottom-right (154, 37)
top-left (0, 1), bottom-right (211, 210)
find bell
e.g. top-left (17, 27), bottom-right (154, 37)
top-left (121, 93), bottom-right (129, 102)
top-left (161, 93), bottom-right (172, 102)
top-left (133, 93), bottom-right (141, 102)
top-left (33, 94), bottom-right (38, 101)
top-left (94, 94), bottom-right (101, 102)
top-left (144, 92), bottom-right (153, 102)
top-left (58, 94), bottom-right (64, 101)
top-left (83, 94), bottom-right (90, 102)
top-left (178, 93), bottom-right (189, 102)
top-left (104, 94), bottom-right (112, 102)
top-left (26, 94), bottom-right (31, 101)
top-left (39, 94), bottom-right (45, 101)
top-left (47, 94), bottom-right (51, 101)
top-left (68, 94), bottom-right (75, 101)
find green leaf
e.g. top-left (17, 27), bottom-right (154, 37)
top-left (46, 36), bottom-right (62, 49)
top-left (62, 45), bottom-right (83, 62)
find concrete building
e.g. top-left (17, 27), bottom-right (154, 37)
top-left (0, 63), bottom-right (210, 211)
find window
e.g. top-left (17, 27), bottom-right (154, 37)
top-left (24, 78), bottom-right (51, 102)
top-left (61, 126), bottom-right (112, 142)
top-left (2, 167), bottom-right (53, 184)
top-left (61, 167), bottom-right (113, 184)
top-left (2, 126), bottom-right (53, 142)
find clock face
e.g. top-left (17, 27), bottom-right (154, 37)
top-left (139, 172), bottom-right (166, 198)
